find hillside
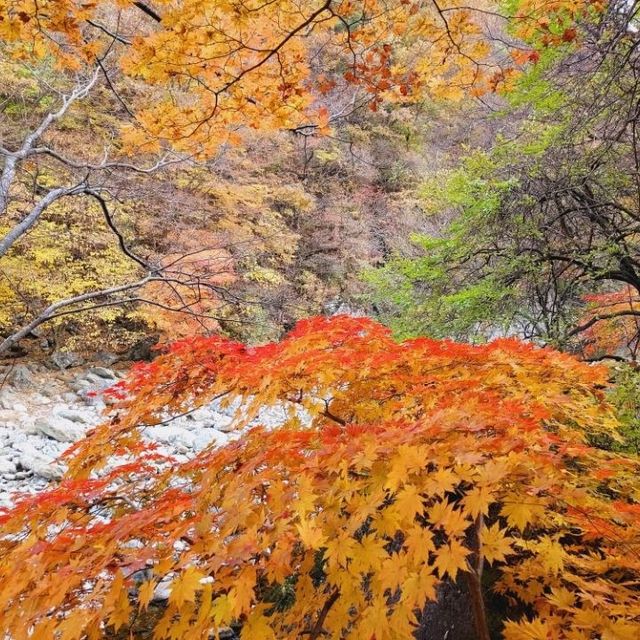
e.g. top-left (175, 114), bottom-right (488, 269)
top-left (1, 53), bottom-right (479, 362)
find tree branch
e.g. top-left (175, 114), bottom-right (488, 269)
top-left (303, 588), bottom-right (340, 639)
top-left (133, 1), bottom-right (162, 22)
top-left (0, 275), bottom-right (155, 355)
top-left (568, 309), bottom-right (640, 337)
top-left (0, 184), bottom-right (88, 258)
top-left (85, 190), bottom-right (150, 270)
top-left (0, 68), bottom-right (100, 215)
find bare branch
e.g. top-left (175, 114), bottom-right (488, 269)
top-left (133, 1), bottom-right (163, 23)
top-left (0, 275), bottom-right (155, 355)
top-left (568, 309), bottom-right (640, 337)
top-left (0, 67), bottom-right (100, 214)
top-left (0, 184), bottom-right (89, 258)
top-left (85, 189), bottom-right (151, 269)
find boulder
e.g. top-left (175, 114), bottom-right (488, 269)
top-left (53, 405), bottom-right (95, 425)
top-left (51, 350), bottom-right (84, 370)
top-left (88, 367), bottom-right (117, 380)
top-left (94, 352), bottom-right (120, 366)
top-left (128, 335), bottom-right (160, 362)
top-left (0, 409), bottom-right (23, 426)
top-left (144, 426), bottom-right (196, 450)
top-left (0, 459), bottom-right (16, 475)
top-left (16, 445), bottom-right (63, 480)
top-left (7, 365), bottom-right (35, 388)
top-left (35, 418), bottom-right (86, 443)
top-left (191, 428), bottom-right (231, 450)
top-left (0, 390), bottom-right (15, 410)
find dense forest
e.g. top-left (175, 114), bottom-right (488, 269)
top-left (1, 0), bottom-right (640, 638)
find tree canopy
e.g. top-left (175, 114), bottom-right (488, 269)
top-left (1, 316), bottom-right (639, 638)
top-left (364, 2), bottom-right (640, 361)
top-left (0, 0), bottom-right (584, 154)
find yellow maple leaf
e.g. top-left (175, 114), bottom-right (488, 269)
top-left (404, 526), bottom-right (436, 563)
top-left (428, 500), bottom-right (470, 537)
top-left (394, 483), bottom-right (426, 521)
top-left (211, 594), bottom-right (234, 628)
top-left (137, 579), bottom-right (156, 611)
top-left (326, 534), bottom-right (357, 569)
top-left (352, 536), bottom-right (387, 574)
top-left (107, 593), bottom-right (131, 632)
top-left (355, 599), bottom-right (392, 640)
top-left (501, 498), bottom-right (545, 531)
top-left (384, 445), bottom-right (427, 491)
top-left (462, 485), bottom-right (494, 518)
top-left (377, 556), bottom-right (409, 593)
top-left (424, 467), bottom-right (459, 496)
top-left (169, 566), bottom-right (206, 607)
top-left (546, 586), bottom-right (575, 610)
top-left (503, 617), bottom-right (554, 640)
top-left (480, 523), bottom-right (513, 564)
top-left (296, 518), bottom-right (326, 549)
top-left (230, 567), bottom-right (257, 615)
top-left (294, 475), bottom-right (317, 516)
top-left (535, 536), bottom-right (565, 575)
top-left (241, 612), bottom-right (276, 640)
top-left (602, 620), bottom-right (640, 640)
top-left (56, 611), bottom-right (88, 640)
top-left (433, 539), bottom-right (470, 580)
top-left (401, 565), bottom-right (437, 609)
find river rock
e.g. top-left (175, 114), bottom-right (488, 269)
top-left (15, 444), bottom-right (64, 480)
top-left (0, 459), bottom-right (16, 475)
top-left (53, 405), bottom-right (94, 424)
top-left (35, 418), bottom-right (86, 443)
top-left (144, 426), bottom-right (197, 449)
top-left (0, 362), bottom-right (245, 507)
top-left (8, 365), bottom-right (35, 388)
top-left (51, 350), bottom-right (84, 370)
top-left (88, 367), bottom-right (117, 380)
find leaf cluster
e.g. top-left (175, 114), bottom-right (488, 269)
top-left (0, 316), bottom-right (638, 639)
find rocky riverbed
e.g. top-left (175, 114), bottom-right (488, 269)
top-left (0, 362), bottom-right (284, 509)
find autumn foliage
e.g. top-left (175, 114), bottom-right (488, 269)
top-left (0, 0), bottom-right (597, 157)
top-left (578, 287), bottom-right (640, 361)
top-left (0, 316), bottom-right (638, 638)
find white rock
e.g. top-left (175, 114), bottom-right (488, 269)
top-left (71, 379), bottom-right (91, 392)
top-left (20, 419), bottom-right (39, 435)
top-left (0, 409), bottom-right (22, 426)
top-left (89, 367), bottom-right (117, 380)
top-left (53, 405), bottom-right (95, 424)
top-left (192, 429), bottom-right (232, 450)
top-left (215, 415), bottom-right (235, 432)
top-left (0, 459), bottom-right (16, 475)
top-left (153, 575), bottom-right (173, 601)
top-left (145, 426), bottom-right (196, 449)
top-left (9, 365), bottom-right (35, 388)
top-left (16, 445), bottom-right (63, 479)
top-left (35, 418), bottom-right (86, 443)
top-left (83, 372), bottom-right (106, 386)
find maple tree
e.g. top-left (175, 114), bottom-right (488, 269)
top-left (0, 315), bottom-right (638, 638)
top-left (0, 0), bottom-right (599, 156)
